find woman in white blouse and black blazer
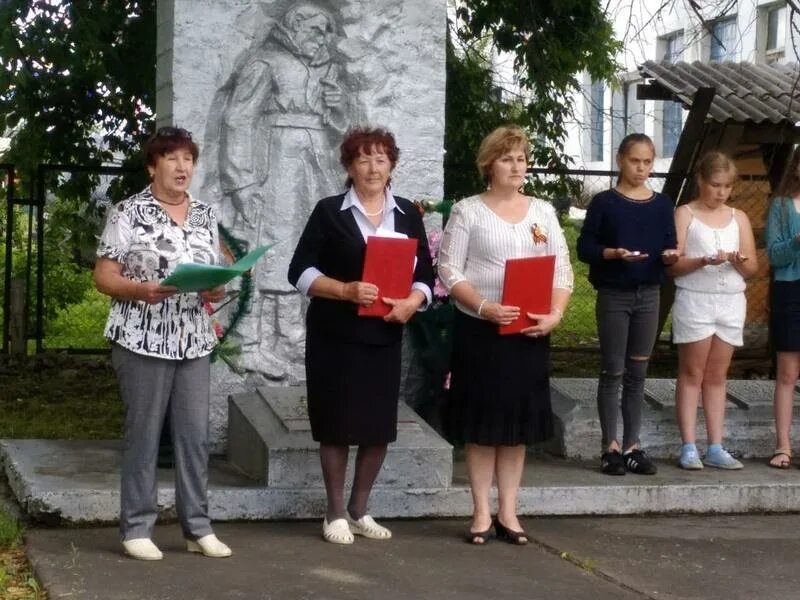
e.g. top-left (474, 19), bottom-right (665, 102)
top-left (288, 127), bottom-right (434, 545)
top-left (439, 125), bottom-right (573, 545)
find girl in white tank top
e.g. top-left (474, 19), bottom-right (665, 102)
top-left (666, 152), bottom-right (758, 471)
top-left (675, 205), bottom-right (745, 294)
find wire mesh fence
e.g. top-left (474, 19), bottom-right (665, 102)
top-left (528, 169), bottom-right (772, 353)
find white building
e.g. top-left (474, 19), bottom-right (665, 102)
top-left (566, 0), bottom-right (800, 174)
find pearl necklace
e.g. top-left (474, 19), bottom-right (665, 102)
top-left (363, 199), bottom-right (385, 217)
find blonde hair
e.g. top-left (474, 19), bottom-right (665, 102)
top-left (691, 151), bottom-right (737, 197)
top-left (476, 126), bottom-right (531, 184)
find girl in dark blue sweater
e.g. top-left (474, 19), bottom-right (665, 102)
top-left (577, 134), bottom-right (678, 475)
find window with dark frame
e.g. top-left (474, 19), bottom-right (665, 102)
top-left (766, 4), bottom-right (786, 59)
top-left (661, 31), bottom-right (684, 157)
top-left (709, 16), bottom-right (738, 62)
top-left (663, 31), bottom-right (684, 63)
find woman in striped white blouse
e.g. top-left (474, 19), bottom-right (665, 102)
top-left (439, 125), bottom-right (573, 545)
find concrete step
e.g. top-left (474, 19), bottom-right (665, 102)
top-left (4, 439), bottom-right (800, 524)
top-left (552, 378), bottom-right (788, 459)
top-left (228, 386), bottom-right (452, 488)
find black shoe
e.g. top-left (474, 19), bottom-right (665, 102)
top-left (466, 527), bottom-right (492, 545)
top-left (624, 449), bottom-right (657, 475)
top-left (492, 518), bottom-right (528, 545)
top-left (601, 450), bottom-right (626, 475)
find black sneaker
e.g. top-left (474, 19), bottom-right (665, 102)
top-left (623, 449), bottom-right (657, 475)
top-left (601, 450), bottom-right (626, 475)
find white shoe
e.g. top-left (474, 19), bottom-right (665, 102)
top-left (122, 538), bottom-right (163, 561)
top-left (703, 448), bottom-right (744, 470)
top-left (347, 515), bottom-right (392, 540)
top-left (678, 447), bottom-right (704, 470)
top-left (322, 518), bottom-right (354, 544)
top-left (187, 534), bottom-right (232, 558)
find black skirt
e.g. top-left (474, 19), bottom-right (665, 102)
top-left (305, 327), bottom-right (401, 445)
top-left (446, 309), bottom-right (553, 446)
top-left (771, 279), bottom-right (800, 352)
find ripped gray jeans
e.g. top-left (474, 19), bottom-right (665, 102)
top-left (595, 285), bottom-right (660, 451)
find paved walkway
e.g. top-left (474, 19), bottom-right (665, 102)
top-left (24, 515), bottom-right (800, 600)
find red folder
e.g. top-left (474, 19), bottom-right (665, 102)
top-left (358, 236), bottom-right (418, 317)
top-left (498, 255), bottom-right (556, 335)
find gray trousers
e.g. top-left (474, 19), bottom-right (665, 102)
top-left (112, 344), bottom-right (213, 541)
top-left (595, 286), bottom-right (660, 450)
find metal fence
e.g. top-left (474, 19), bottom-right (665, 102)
top-left (1, 163), bottom-right (18, 353)
top-left (0, 163), bottom-right (42, 354)
top-left (40, 164), bottom-right (144, 353)
top-left (0, 164), bottom-right (141, 354)
top-left (0, 164), bottom-right (774, 357)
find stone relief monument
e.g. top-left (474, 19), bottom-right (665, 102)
top-left (206, 2), bottom-right (354, 381)
top-left (158, 0), bottom-right (446, 450)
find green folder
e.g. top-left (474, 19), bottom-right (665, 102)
top-left (161, 245), bottom-right (272, 293)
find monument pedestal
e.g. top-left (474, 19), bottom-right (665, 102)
top-left (552, 378), bottom-right (786, 459)
top-left (227, 386), bottom-right (453, 489)
top-left (158, 0), bottom-right (447, 451)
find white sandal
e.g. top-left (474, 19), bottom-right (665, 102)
top-left (122, 538), bottom-right (163, 561)
top-left (347, 515), bottom-right (392, 540)
top-left (186, 533), bottom-right (232, 558)
top-left (322, 518), bottom-right (354, 544)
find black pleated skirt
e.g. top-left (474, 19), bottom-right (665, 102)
top-left (771, 279), bottom-right (800, 352)
top-left (305, 327), bottom-right (401, 445)
top-left (445, 309), bottom-right (553, 446)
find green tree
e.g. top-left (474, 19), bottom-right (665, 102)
top-left (0, 0), bottom-right (156, 189)
top-left (444, 30), bottom-right (530, 200)
top-left (455, 0), bottom-right (621, 173)
top-left (0, 0), bottom-right (155, 281)
top-left (0, 1), bottom-right (155, 347)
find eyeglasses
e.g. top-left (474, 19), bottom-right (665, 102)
top-left (155, 126), bottom-right (192, 139)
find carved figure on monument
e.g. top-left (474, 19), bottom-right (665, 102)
top-left (207, 2), bottom-right (356, 379)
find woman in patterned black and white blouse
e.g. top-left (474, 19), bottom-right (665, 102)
top-left (439, 125), bottom-right (573, 545)
top-left (93, 127), bottom-right (232, 561)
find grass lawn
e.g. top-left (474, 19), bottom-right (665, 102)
top-left (0, 507), bottom-right (44, 599)
top-left (550, 219), bottom-right (598, 348)
top-left (0, 354), bottom-right (122, 440)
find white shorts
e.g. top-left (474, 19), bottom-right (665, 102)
top-left (671, 288), bottom-right (746, 346)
